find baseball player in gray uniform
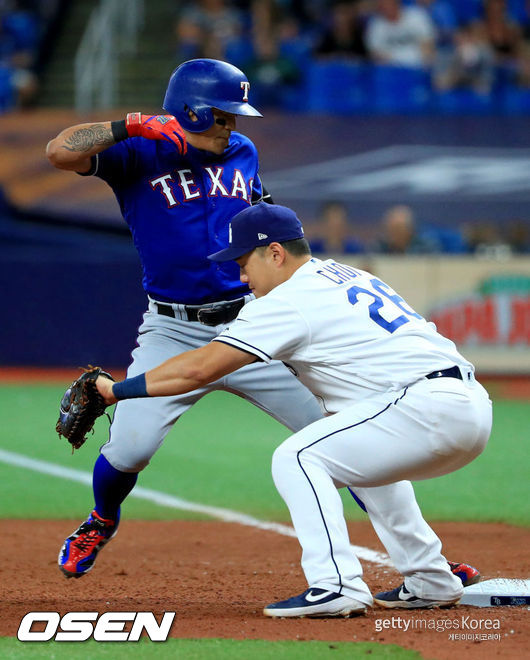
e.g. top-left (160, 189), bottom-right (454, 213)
top-left (95, 202), bottom-right (492, 618)
top-left (48, 59), bottom-right (324, 578)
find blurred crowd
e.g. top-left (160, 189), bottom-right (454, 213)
top-left (306, 200), bottom-right (530, 255)
top-left (173, 0), bottom-right (530, 106)
top-left (2, 0), bottom-right (529, 256)
top-left (0, 0), bottom-right (54, 109)
top-left (153, 0), bottom-right (530, 259)
top-left (0, 0), bottom-right (48, 112)
top-left (3, 0), bottom-right (530, 111)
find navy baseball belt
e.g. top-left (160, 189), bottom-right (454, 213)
top-left (425, 366), bottom-right (462, 380)
top-left (154, 297), bottom-right (246, 326)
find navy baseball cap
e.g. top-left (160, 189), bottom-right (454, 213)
top-left (208, 202), bottom-right (304, 262)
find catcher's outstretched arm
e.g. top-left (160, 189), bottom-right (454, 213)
top-left (97, 342), bottom-right (256, 405)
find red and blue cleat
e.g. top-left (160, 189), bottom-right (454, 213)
top-left (58, 510), bottom-right (118, 578)
top-left (448, 561), bottom-right (481, 587)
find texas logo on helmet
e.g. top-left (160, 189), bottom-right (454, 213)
top-left (240, 81), bottom-right (250, 101)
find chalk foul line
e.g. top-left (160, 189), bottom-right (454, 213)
top-left (0, 448), bottom-right (393, 568)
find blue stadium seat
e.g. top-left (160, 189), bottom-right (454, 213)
top-left (372, 65), bottom-right (432, 114)
top-left (423, 226), bottom-right (468, 254)
top-left (278, 40), bottom-right (313, 112)
top-left (0, 65), bottom-right (14, 113)
top-left (2, 10), bottom-right (39, 52)
top-left (224, 37), bottom-right (254, 68)
top-left (451, 0), bottom-right (483, 24)
top-left (501, 86), bottom-right (530, 114)
top-left (434, 88), bottom-right (497, 115)
top-left (506, 0), bottom-right (530, 24)
top-left (280, 39), bottom-right (312, 71)
top-left (306, 61), bottom-right (371, 114)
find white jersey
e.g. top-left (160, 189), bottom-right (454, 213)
top-left (365, 6), bottom-right (435, 68)
top-left (214, 258), bottom-right (473, 414)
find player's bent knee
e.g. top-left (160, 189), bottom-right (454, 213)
top-left (271, 442), bottom-right (299, 480)
top-left (101, 444), bottom-right (151, 473)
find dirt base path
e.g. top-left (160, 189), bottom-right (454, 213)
top-left (1, 520), bottom-right (528, 659)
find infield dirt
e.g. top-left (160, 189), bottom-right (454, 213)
top-left (1, 519), bottom-right (528, 659)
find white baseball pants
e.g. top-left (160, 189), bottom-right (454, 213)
top-left (271, 372), bottom-right (492, 606)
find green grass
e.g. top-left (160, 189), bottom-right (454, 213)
top-left (0, 638), bottom-right (421, 659)
top-left (0, 384), bottom-right (527, 525)
top-left (0, 385), bottom-right (292, 520)
top-left (0, 383), bottom-right (523, 658)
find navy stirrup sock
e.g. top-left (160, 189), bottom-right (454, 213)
top-left (93, 453), bottom-right (138, 522)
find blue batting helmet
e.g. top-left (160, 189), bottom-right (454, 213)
top-left (163, 59), bottom-right (262, 133)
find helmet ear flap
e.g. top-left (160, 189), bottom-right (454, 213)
top-left (174, 103), bottom-right (214, 133)
top-left (193, 106), bottom-right (215, 132)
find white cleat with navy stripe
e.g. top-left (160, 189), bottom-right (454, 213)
top-left (263, 587), bottom-right (367, 618)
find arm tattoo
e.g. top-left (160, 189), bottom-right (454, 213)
top-left (63, 124), bottom-right (114, 152)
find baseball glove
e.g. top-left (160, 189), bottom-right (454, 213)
top-left (56, 366), bottom-right (114, 451)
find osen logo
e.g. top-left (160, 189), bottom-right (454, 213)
top-left (17, 611), bottom-right (175, 642)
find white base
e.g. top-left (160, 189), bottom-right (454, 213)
top-left (460, 578), bottom-right (530, 607)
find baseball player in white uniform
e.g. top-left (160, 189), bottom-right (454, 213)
top-left (95, 202), bottom-right (493, 618)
